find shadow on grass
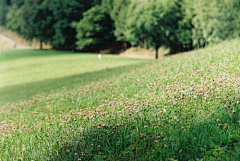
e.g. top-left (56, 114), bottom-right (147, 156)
top-left (50, 96), bottom-right (240, 161)
top-left (0, 61), bottom-right (151, 105)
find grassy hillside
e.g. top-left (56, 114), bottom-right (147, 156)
top-left (0, 49), bottom-right (147, 104)
top-left (1, 39), bottom-right (240, 160)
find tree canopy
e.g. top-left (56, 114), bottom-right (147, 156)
top-left (1, 0), bottom-right (239, 57)
top-left (73, 5), bottom-right (114, 52)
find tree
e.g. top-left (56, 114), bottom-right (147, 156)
top-left (0, 0), bottom-right (10, 25)
top-left (31, 0), bottom-right (55, 49)
top-left (47, 0), bottom-right (102, 50)
top-left (175, 0), bottom-right (194, 51)
top-left (6, 0), bottom-right (101, 50)
top-left (73, 5), bottom-right (115, 52)
top-left (110, 0), bottom-right (131, 47)
top-left (126, 0), bottom-right (181, 59)
top-left (192, 0), bottom-right (240, 47)
top-left (6, 0), bottom-right (43, 43)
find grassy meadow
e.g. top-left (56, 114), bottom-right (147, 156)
top-left (1, 39), bottom-right (240, 160)
top-left (0, 49), bottom-right (146, 104)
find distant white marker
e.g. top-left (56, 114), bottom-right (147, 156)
top-left (98, 54), bottom-right (102, 59)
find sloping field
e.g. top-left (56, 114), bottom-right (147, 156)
top-left (1, 39), bottom-right (240, 160)
top-left (0, 49), bottom-right (146, 88)
top-left (0, 49), bottom-right (146, 104)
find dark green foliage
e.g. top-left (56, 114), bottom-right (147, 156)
top-left (10, 0), bottom-right (24, 7)
top-left (47, 0), bottom-right (83, 49)
top-left (6, 0), bottom-right (43, 42)
top-left (175, 0), bottom-right (194, 51)
top-left (104, 0), bottom-right (131, 43)
top-left (0, 0), bottom-right (10, 25)
top-left (73, 5), bottom-right (115, 52)
top-left (31, 0), bottom-right (55, 49)
top-left (3, 0), bottom-right (240, 52)
top-left (125, 0), bottom-right (182, 58)
top-left (5, 0), bottom-right (100, 49)
top-left (192, 0), bottom-right (240, 47)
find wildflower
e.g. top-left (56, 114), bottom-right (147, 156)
top-left (154, 140), bottom-right (157, 143)
top-left (233, 110), bottom-right (236, 114)
top-left (164, 145), bottom-right (167, 148)
top-left (216, 119), bottom-right (220, 122)
top-left (75, 153), bottom-right (78, 156)
top-left (154, 126), bottom-right (157, 129)
top-left (157, 136), bottom-right (161, 139)
top-left (91, 144), bottom-right (94, 146)
top-left (181, 126), bottom-right (185, 130)
top-left (78, 158), bottom-right (82, 161)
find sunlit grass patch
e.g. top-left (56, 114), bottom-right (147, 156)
top-left (0, 49), bottom-right (146, 88)
top-left (0, 49), bottom-right (147, 104)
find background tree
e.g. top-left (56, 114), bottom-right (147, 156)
top-left (31, 0), bottom-right (55, 49)
top-left (103, 0), bottom-right (131, 48)
top-left (73, 5), bottom-right (115, 52)
top-left (126, 0), bottom-right (182, 58)
top-left (192, 0), bottom-right (240, 47)
top-left (6, 0), bottom-right (42, 43)
top-left (47, 0), bottom-right (102, 50)
top-left (0, 0), bottom-right (10, 26)
top-left (175, 0), bottom-right (194, 51)
top-left (6, 0), bottom-right (101, 49)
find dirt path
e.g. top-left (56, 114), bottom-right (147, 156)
top-left (0, 34), bottom-right (28, 49)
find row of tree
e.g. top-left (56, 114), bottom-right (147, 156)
top-left (1, 0), bottom-right (240, 58)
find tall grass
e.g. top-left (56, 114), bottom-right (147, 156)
top-left (1, 39), bottom-right (240, 160)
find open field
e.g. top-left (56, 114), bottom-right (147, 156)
top-left (1, 39), bottom-right (240, 160)
top-left (0, 49), bottom-right (147, 104)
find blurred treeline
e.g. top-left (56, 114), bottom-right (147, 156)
top-left (0, 0), bottom-right (240, 56)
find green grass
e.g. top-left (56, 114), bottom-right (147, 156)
top-left (1, 39), bottom-right (240, 160)
top-left (0, 49), bottom-right (147, 104)
top-left (0, 49), bottom-right (145, 88)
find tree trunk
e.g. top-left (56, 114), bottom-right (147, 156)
top-left (155, 46), bottom-right (159, 59)
top-left (40, 41), bottom-right (43, 50)
top-left (124, 42), bottom-right (127, 49)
